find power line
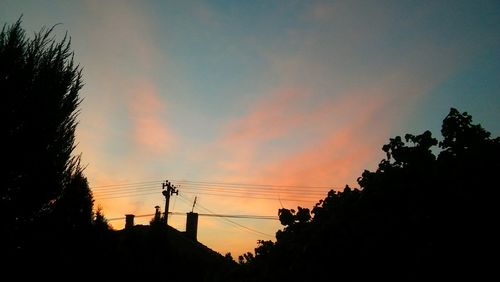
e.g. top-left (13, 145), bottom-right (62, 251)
top-left (197, 213), bottom-right (278, 220)
top-left (179, 185), bottom-right (327, 196)
top-left (108, 213), bottom-right (155, 221)
top-left (107, 212), bottom-right (279, 222)
top-left (177, 194), bottom-right (276, 238)
top-left (171, 179), bottom-right (335, 190)
top-left (91, 178), bottom-right (333, 238)
top-left (181, 190), bottom-right (318, 203)
top-left (178, 194), bottom-right (274, 238)
top-left (92, 184), bottom-right (160, 193)
top-left (92, 185), bottom-right (160, 195)
top-left (93, 188), bottom-right (320, 202)
top-left (92, 184), bottom-right (325, 197)
top-left (91, 180), bottom-right (332, 202)
top-left (94, 191), bottom-right (159, 200)
top-left (91, 180), bottom-right (162, 189)
top-left (90, 179), bottom-right (343, 191)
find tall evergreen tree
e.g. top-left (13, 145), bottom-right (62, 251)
top-left (0, 18), bottom-right (91, 249)
top-left (52, 158), bottom-right (94, 232)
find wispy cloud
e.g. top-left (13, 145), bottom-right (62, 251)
top-left (212, 84), bottom-right (387, 187)
top-left (73, 1), bottom-right (178, 225)
top-left (129, 80), bottom-right (176, 155)
top-left (64, 0), bottom-right (500, 257)
top-left (216, 87), bottom-right (311, 171)
top-left (224, 88), bottom-right (310, 143)
top-left (209, 44), bottom-right (461, 191)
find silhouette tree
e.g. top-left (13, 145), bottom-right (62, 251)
top-left (239, 108), bottom-right (499, 281)
top-left (238, 252), bottom-right (255, 264)
top-left (51, 158), bottom-right (94, 232)
top-left (93, 205), bottom-right (111, 232)
top-left (0, 18), bottom-right (90, 251)
top-left (224, 252), bottom-right (235, 262)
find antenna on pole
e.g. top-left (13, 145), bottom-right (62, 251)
top-left (191, 196), bottom-right (197, 213)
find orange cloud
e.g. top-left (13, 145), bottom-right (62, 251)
top-left (73, 2), bottom-right (177, 230)
top-left (75, 0), bottom-right (471, 258)
top-left (214, 87), bottom-right (383, 181)
top-left (255, 102), bottom-right (384, 188)
top-left (206, 63), bottom-right (453, 217)
top-left (129, 81), bottom-right (176, 155)
top-left (224, 88), bottom-right (311, 143)
top-left (216, 87), bottom-right (312, 172)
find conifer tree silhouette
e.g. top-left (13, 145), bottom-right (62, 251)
top-left (0, 18), bottom-right (92, 251)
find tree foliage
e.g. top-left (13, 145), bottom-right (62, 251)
top-left (93, 205), bottom-right (111, 232)
top-left (239, 108), bottom-right (499, 281)
top-left (0, 18), bottom-right (93, 249)
top-left (51, 158), bottom-right (94, 232)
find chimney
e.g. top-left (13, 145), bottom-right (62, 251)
top-left (125, 214), bottom-right (135, 229)
top-left (186, 212), bottom-right (198, 241)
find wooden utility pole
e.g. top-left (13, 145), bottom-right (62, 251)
top-left (162, 180), bottom-right (178, 225)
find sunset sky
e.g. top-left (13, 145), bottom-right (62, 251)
top-left (2, 0), bottom-right (499, 256)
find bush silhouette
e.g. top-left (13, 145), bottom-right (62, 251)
top-left (239, 108), bottom-right (499, 281)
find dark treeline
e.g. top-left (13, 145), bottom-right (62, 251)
top-left (234, 107), bottom-right (499, 281)
top-left (2, 19), bottom-right (498, 281)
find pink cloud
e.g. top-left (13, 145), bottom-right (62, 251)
top-left (208, 66), bottom-right (451, 213)
top-left (255, 100), bottom-right (385, 188)
top-left (224, 87), bottom-right (310, 143)
top-left (129, 81), bottom-right (176, 154)
top-left (217, 86), bottom-right (383, 166)
top-left (74, 2), bottom-right (178, 229)
top-left (76, 0), bottom-right (471, 257)
top-left (216, 87), bottom-right (314, 172)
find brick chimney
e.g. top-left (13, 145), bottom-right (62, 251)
top-left (125, 214), bottom-right (135, 229)
top-left (186, 212), bottom-right (198, 241)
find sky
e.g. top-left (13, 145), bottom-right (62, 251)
top-left (2, 0), bottom-right (499, 257)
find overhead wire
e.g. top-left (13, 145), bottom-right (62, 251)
top-left (89, 178), bottom-right (340, 239)
top-left (107, 212), bottom-right (278, 222)
top-left (180, 190), bottom-right (317, 203)
top-left (170, 179), bottom-right (334, 190)
top-left (94, 191), bottom-right (160, 200)
top-left (91, 179), bottom-right (340, 191)
top-left (92, 185), bottom-right (159, 195)
top-left (94, 189), bottom-right (320, 202)
top-left (178, 194), bottom-right (275, 238)
top-left (91, 179), bottom-right (334, 203)
top-left (178, 185), bottom-right (327, 196)
top-left (91, 178), bottom-right (333, 237)
top-left (93, 185), bottom-right (325, 198)
top-left (91, 180), bottom-right (162, 189)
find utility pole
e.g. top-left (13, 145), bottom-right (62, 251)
top-left (162, 180), bottom-right (178, 225)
